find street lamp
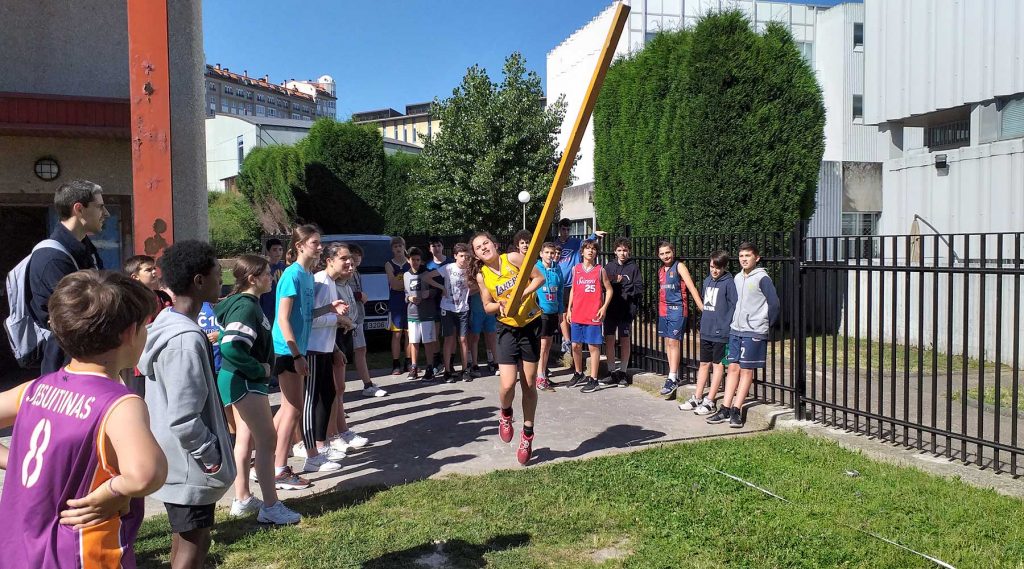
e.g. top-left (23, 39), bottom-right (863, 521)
top-left (518, 191), bottom-right (531, 230)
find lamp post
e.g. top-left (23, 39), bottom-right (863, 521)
top-left (516, 191), bottom-right (532, 231)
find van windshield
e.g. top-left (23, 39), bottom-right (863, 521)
top-left (324, 239), bottom-right (392, 274)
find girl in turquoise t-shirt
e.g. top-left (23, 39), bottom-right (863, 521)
top-left (270, 225), bottom-right (348, 489)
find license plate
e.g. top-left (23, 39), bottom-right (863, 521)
top-left (365, 320), bottom-right (387, 331)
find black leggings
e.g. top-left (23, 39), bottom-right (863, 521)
top-left (303, 352), bottom-right (336, 450)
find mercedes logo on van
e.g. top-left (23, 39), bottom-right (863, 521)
top-left (374, 302), bottom-right (388, 315)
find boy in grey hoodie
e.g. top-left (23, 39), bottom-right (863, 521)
top-left (706, 242), bottom-right (779, 428)
top-left (138, 240), bottom-right (236, 569)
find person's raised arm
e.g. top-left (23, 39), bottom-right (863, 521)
top-left (678, 262), bottom-right (704, 311)
top-left (506, 254), bottom-right (546, 297)
top-left (425, 270), bottom-right (446, 292)
top-left (476, 273), bottom-right (501, 316)
top-left (60, 397), bottom-right (167, 529)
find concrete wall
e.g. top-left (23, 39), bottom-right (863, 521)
top-left (0, 137), bottom-right (132, 197)
top-left (168, 0), bottom-right (208, 242)
top-left (878, 138), bottom-right (1024, 236)
top-left (865, 0), bottom-right (1024, 125)
top-left (0, 1), bottom-right (128, 98)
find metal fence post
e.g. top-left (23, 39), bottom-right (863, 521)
top-left (792, 220), bottom-right (807, 420)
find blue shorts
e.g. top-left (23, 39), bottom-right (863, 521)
top-left (388, 294), bottom-right (407, 331)
top-left (728, 334), bottom-right (767, 369)
top-left (469, 295), bottom-right (497, 334)
top-left (571, 322), bottom-right (603, 346)
top-left (657, 305), bottom-right (686, 341)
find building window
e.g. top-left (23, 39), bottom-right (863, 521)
top-left (403, 127), bottom-right (407, 142)
top-left (841, 212), bottom-right (879, 259)
top-left (852, 95), bottom-right (864, 121)
top-left (221, 100), bottom-right (229, 113)
top-left (796, 41), bottom-right (814, 64)
top-left (853, 23), bottom-right (864, 48)
top-left (567, 219), bottom-right (592, 237)
top-left (393, 125), bottom-right (398, 139)
top-left (926, 119), bottom-right (971, 150)
top-left (207, 81), bottom-right (216, 91)
top-left (237, 136), bottom-right (244, 169)
top-left (268, 108), bottom-right (276, 117)
top-left (412, 128), bottom-right (417, 143)
top-left (224, 85), bottom-right (233, 95)
top-left (1000, 96), bottom-right (1024, 140)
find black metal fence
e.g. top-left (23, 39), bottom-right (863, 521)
top-left (410, 225), bottom-right (1023, 476)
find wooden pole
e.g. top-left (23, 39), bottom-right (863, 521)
top-left (505, 2), bottom-right (630, 315)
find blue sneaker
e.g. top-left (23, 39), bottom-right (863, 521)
top-left (659, 378), bottom-right (678, 399)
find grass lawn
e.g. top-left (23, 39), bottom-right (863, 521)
top-left (134, 432), bottom-right (1024, 568)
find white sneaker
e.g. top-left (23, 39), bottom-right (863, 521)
top-left (229, 495), bottom-right (263, 517)
top-left (318, 445), bottom-right (346, 462)
top-left (679, 395), bottom-right (701, 411)
top-left (292, 442), bottom-right (307, 458)
top-left (257, 500), bottom-right (302, 525)
top-left (339, 430), bottom-right (369, 449)
top-left (303, 452), bottom-right (342, 473)
top-left (362, 383), bottom-right (388, 397)
top-left (694, 398), bottom-right (717, 416)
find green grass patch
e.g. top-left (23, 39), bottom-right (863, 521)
top-left (953, 385), bottom-right (1024, 413)
top-left (134, 432), bottom-right (1024, 568)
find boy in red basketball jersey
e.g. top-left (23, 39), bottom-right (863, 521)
top-left (566, 240), bottom-right (613, 394)
top-left (0, 271), bottom-right (167, 568)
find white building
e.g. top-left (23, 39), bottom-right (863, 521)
top-left (285, 75), bottom-right (338, 119)
top-left (205, 114), bottom-right (420, 192)
top-left (864, 0), bottom-right (1024, 237)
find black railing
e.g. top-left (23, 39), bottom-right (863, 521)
top-left (269, 225), bottom-right (1024, 476)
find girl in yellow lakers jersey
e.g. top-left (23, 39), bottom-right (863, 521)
top-left (472, 231), bottom-right (545, 465)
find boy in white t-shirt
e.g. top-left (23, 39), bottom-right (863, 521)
top-left (439, 243), bottom-right (473, 382)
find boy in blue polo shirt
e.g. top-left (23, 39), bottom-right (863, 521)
top-left (535, 242), bottom-right (564, 391)
top-left (706, 242), bottom-right (780, 428)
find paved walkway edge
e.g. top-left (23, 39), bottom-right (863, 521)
top-left (630, 370), bottom-right (1024, 499)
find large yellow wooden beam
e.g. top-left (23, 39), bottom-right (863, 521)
top-left (506, 2), bottom-right (630, 315)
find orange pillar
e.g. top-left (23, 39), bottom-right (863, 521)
top-left (126, 0), bottom-right (174, 256)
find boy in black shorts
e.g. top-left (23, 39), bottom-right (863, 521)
top-left (706, 243), bottom-right (780, 428)
top-left (602, 238), bottom-right (642, 387)
top-left (680, 250), bottom-right (737, 415)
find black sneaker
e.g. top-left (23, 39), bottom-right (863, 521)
top-left (729, 407), bottom-right (744, 428)
top-left (403, 360), bottom-right (411, 373)
top-left (615, 370), bottom-right (629, 387)
top-left (468, 365), bottom-right (481, 380)
top-left (580, 377), bottom-right (599, 393)
top-left (566, 372), bottom-right (585, 388)
top-left (487, 361), bottom-right (499, 375)
top-left (706, 407), bottom-right (731, 425)
top-left (442, 369), bottom-right (452, 382)
top-left (422, 367), bottom-right (435, 382)
top-left (598, 374), bottom-right (617, 386)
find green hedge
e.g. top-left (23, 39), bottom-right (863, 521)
top-left (208, 191), bottom-right (261, 257)
top-left (593, 10), bottom-right (825, 236)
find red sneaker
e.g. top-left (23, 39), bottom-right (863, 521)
top-left (498, 412), bottom-right (514, 443)
top-left (517, 433), bottom-right (534, 465)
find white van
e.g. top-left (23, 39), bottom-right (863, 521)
top-left (320, 234), bottom-right (395, 334)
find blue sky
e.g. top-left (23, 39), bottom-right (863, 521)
top-left (203, 0), bottom-right (853, 120)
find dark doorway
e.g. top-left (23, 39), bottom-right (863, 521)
top-left (1, 206), bottom-right (49, 384)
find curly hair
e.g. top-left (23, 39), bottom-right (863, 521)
top-left (158, 240), bottom-right (218, 295)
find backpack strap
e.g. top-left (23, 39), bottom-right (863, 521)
top-left (33, 239), bottom-right (79, 271)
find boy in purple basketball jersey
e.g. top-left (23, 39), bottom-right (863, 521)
top-left (0, 271), bottom-right (167, 568)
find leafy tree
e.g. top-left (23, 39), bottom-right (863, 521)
top-left (593, 10), bottom-right (824, 236)
top-left (299, 119), bottom-right (387, 217)
top-left (413, 53), bottom-right (567, 235)
top-left (208, 191), bottom-right (261, 257)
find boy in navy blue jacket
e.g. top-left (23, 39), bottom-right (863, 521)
top-left (679, 250), bottom-right (736, 415)
top-left (706, 243), bottom-right (780, 428)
